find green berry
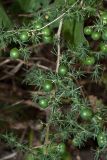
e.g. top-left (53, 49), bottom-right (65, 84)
top-left (42, 27), bottom-right (51, 36)
top-left (100, 43), bottom-right (107, 53)
top-left (19, 31), bottom-right (29, 42)
top-left (83, 56), bottom-right (95, 65)
top-left (10, 48), bottom-right (20, 59)
top-left (57, 143), bottom-right (66, 153)
top-left (80, 108), bottom-right (93, 121)
top-left (84, 26), bottom-right (92, 35)
top-left (102, 30), bottom-right (107, 40)
top-left (102, 19), bottom-right (107, 25)
top-left (39, 98), bottom-right (48, 109)
top-left (58, 65), bottom-right (68, 76)
top-left (72, 138), bottom-right (79, 147)
top-left (43, 36), bottom-right (53, 43)
top-left (100, 12), bottom-right (107, 24)
top-left (101, 12), bottom-right (107, 21)
top-left (34, 21), bottom-right (42, 30)
top-left (43, 80), bottom-right (53, 92)
top-left (97, 132), bottom-right (107, 148)
top-left (91, 31), bottom-right (101, 40)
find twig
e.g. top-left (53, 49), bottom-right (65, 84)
top-left (0, 58), bottom-right (52, 81)
top-left (44, 123), bottom-right (50, 155)
top-left (0, 59), bottom-right (11, 67)
top-left (8, 61), bottom-right (24, 75)
top-left (0, 152), bottom-right (17, 160)
top-left (11, 100), bottom-right (25, 106)
top-left (43, 18), bottom-right (64, 155)
top-left (44, 124), bottom-right (50, 146)
top-left (30, 57), bottom-right (55, 65)
top-left (36, 0), bottom-right (79, 31)
top-left (18, 13), bottom-right (33, 17)
top-left (56, 19), bottom-right (63, 73)
top-left (36, 63), bottom-right (51, 71)
top-left (76, 155), bottom-right (81, 160)
top-left (0, 61), bottom-right (24, 81)
top-left (18, 60), bottom-right (53, 70)
top-left (71, 76), bottom-right (85, 99)
top-left (17, 128), bottom-right (28, 160)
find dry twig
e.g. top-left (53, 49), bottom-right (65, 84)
top-left (0, 152), bottom-right (17, 160)
top-left (56, 19), bottom-right (63, 73)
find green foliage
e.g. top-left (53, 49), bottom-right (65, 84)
top-left (15, 0), bottom-right (51, 13)
top-left (0, 2), bottom-right (11, 28)
top-left (62, 17), bottom-right (75, 45)
top-left (0, 0), bottom-right (107, 160)
top-left (74, 18), bottom-right (88, 47)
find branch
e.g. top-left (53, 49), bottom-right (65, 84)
top-left (6, 0), bottom-right (79, 34)
top-left (56, 19), bottom-right (63, 73)
top-left (0, 152), bottom-right (17, 160)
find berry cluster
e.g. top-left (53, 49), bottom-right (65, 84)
top-left (84, 12), bottom-right (107, 53)
top-left (9, 20), bottom-right (53, 59)
top-left (81, 12), bottom-right (107, 67)
top-left (38, 65), bottom-right (68, 109)
top-left (34, 21), bottom-right (53, 43)
top-left (84, 25), bottom-right (107, 53)
top-left (37, 62), bottom-right (107, 148)
top-left (72, 107), bottom-right (107, 148)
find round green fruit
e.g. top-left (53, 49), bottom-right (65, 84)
top-left (72, 138), bottom-right (79, 147)
top-left (102, 19), bottom-right (107, 25)
top-left (102, 30), bottom-right (107, 40)
top-left (84, 26), bottom-right (92, 35)
top-left (19, 31), bottom-right (29, 42)
top-left (43, 36), bottom-right (53, 43)
top-left (100, 12), bottom-right (107, 24)
top-left (91, 31), bottom-right (101, 40)
top-left (58, 65), bottom-right (68, 76)
top-left (10, 48), bottom-right (20, 59)
top-left (101, 12), bottom-right (107, 21)
top-left (42, 27), bottom-right (51, 36)
top-left (34, 21), bottom-right (42, 30)
top-left (57, 143), bottom-right (66, 153)
top-left (100, 43), bottom-right (107, 53)
top-left (43, 80), bottom-right (53, 92)
top-left (97, 132), bottom-right (107, 148)
top-left (80, 108), bottom-right (93, 121)
top-left (39, 98), bottom-right (48, 109)
top-left (83, 56), bottom-right (95, 66)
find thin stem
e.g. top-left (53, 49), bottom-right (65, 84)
top-left (56, 19), bottom-right (63, 73)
